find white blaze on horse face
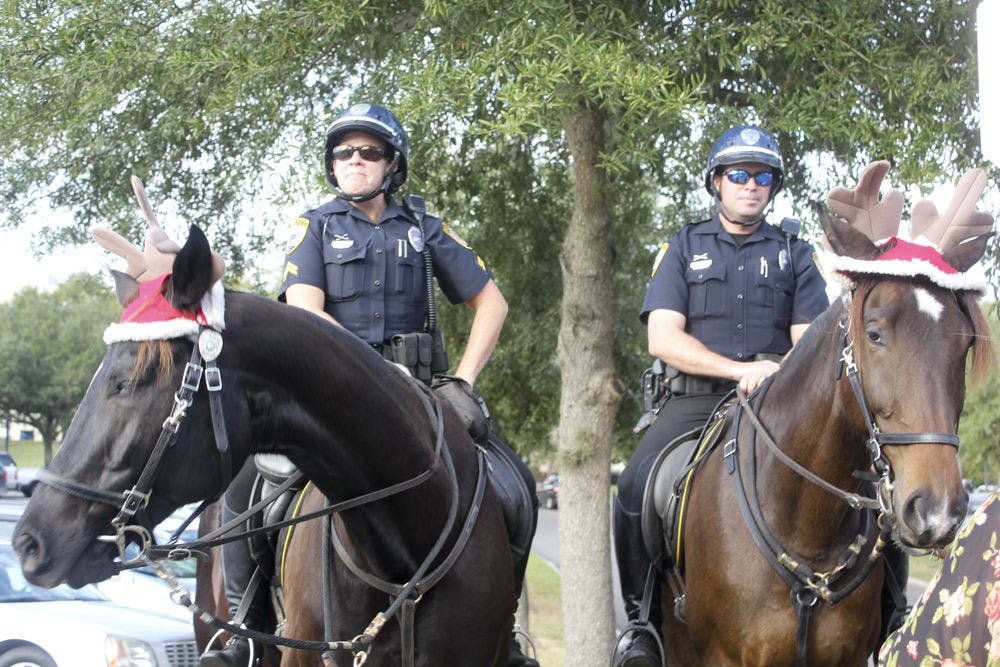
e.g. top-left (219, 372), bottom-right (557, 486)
top-left (913, 286), bottom-right (944, 321)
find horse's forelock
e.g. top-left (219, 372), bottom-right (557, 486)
top-left (129, 340), bottom-right (176, 388)
top-left (846, 279), bottom-right (872, 346)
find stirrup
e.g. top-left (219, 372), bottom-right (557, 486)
top-left (200, 632), bottom-right (256, 667)
top-left (512, 624), bottom-right (538, 661)
top-left (609, 621), bottom-right (665, 667)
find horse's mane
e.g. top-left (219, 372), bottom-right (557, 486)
top-left (847, 276), bottom-right (994, 385)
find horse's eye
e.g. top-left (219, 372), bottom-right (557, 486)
top-left (866, 330), bottom-right (883, 345)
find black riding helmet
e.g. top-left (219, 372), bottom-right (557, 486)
top-left (704, 125), bottom-right (784, 200)
top-left (324, 103), bottom-right (409, 202)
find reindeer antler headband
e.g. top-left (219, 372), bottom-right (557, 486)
top-left (94, 176), bottom-right (227, 342)
top-left (91, 175), bottom-right (225, 284)
top-left (819, 161), bottom-right (995, 293)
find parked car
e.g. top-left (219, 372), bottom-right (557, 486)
top-left (13, 467), bottom-right (39, 497)
top-left (0, 541), bottom-right (199, 667)
top-left (0, 454), bottom-right (17, 495)
top-left (537, 474), bottom-right (559, 510)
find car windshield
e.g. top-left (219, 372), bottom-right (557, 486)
top-left (0, 545), bottom-right (106, 603)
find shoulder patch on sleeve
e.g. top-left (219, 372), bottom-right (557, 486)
top-left (442, 222), bottom-right (472, 250)
top-left (284, 217), bottom-right (310, 254)
top-left (651, 242), bottom-right (669, 277)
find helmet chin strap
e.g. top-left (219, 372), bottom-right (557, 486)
top-left (716, 192), bottom-right (774, 227)
top-left (337, 153), bottom-right (401, 203)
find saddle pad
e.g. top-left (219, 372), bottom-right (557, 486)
top-left (276, 483), bottom-right (314, 589)
top-left (641, 412), bottom-right (731, 574)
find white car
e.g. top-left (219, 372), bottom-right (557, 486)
top-left (0, 454), bottom-right (17, 495)
top-left (0, 542), bottom-right (199, 667)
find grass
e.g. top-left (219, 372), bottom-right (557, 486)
top-left (908, 552), bottom-right (944, 584)
top-left (523, 553), bottom-right (565, 666)
top-left (4, 440), bottom-right (50, 468)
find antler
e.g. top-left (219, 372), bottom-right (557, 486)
top-left (92, 176), bottom-right (225, 283)
top-left (910, 168), bottom-right (995, 272)
top-left (824, 160), bottom-right (905, 244)
top-left (819, 160), bottom-right (906, 260)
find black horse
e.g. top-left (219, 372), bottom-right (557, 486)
top-left (13, 225), bottom-right (515, 666)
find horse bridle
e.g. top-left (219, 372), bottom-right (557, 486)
top-left (38, 325), bottom-right (484, 665)
top-left (835, 316), bottom-right (961, 514)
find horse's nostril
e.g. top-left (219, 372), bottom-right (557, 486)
top-left (903, 492), bottom-right (925, 520)
top-left (899, 489), bottom-right (964, 548)
top-left (13, 531), bottom-right (43, 573)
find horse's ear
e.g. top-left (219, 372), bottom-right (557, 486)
top-left (942, 232), bottom-right (996, 272)
top-left (110, 269), bottom-right (140, 307)
top-left (169, 225), bottom-right (215, 310)
top-left (814, 201), bottom-right (880, 259)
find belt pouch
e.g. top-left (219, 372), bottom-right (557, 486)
top-left (390, 333), bottom-right (433, 383)
top-left (416, 333), bottom-right (433, 383)
top-left (431, 328), bottom-right (450, 374)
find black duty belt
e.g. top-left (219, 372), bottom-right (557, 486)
top-left (671, 373), bottom-right (737, 396)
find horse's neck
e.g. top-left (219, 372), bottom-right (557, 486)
top-left (749, 304), bottom-right (871, 546)
top-left (229, 296), bottom-right (454, 548)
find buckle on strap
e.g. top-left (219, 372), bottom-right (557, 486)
top-left (205, 365), bottom-right (223, 391)
top-left (181, 362), bottom-right (203, 392)
top-left (117, 487), bottom-right (151, 520)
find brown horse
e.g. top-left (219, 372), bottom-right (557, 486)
top-left (656, 163), bottom-right (993, 665)
top-left (12, 225), bottom-right (515, 666)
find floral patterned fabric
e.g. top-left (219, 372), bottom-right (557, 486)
top-left (878, 491), bottom-right (1000, 667)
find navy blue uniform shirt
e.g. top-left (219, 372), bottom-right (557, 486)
top-left (640, 214), bottom-right (829, 360)
top-left (279, 196), bottom-right (491, 345)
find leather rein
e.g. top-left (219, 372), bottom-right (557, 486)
top-left (724, 301), bottom-right (960, 666)
top-left (38, 325), bottom-right (487, 666)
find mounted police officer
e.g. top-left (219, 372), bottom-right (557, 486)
top-left (611, 126), bottom-right (830, 666)
top-left (201, 103), bottom-right (539, 667)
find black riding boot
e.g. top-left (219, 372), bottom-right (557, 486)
top-left (612, 496), bottom-right (663, 667)
top-left (507, 521), bottom-right (540, 667)
top-left (201, 482), bottom-right (270, 667)
top-left (879, 542), bottom-right (910, 644)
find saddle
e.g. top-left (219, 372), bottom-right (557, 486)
top-left (640, 406), bottom-right (734, 575)
top-left (482, 432), bottom-right (536, 572)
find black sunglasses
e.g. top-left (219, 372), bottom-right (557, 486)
top-left (331, 144), bottom-right (386, 162)
top-left (723, 169), bottom-right (774, 187)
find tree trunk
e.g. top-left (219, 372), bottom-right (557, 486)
top-left (556, 101), bottom-right (621, 665)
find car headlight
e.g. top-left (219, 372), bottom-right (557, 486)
top-left (105, 635), bottom-right (158, 667)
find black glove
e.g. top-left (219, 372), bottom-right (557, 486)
top-left (431, 375), bottom-right (490, 445)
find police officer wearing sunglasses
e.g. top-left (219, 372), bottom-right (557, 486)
top-left (611, 126), bottom-right (830, 667)
top-left (201, 104), bottom-right (539, 667)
